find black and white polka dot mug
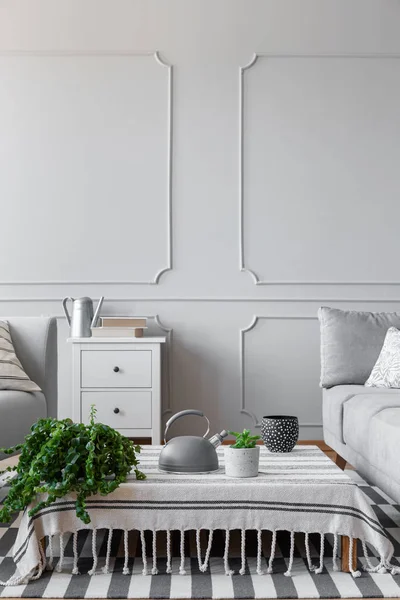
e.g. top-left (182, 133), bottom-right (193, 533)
top-left (261, 415), bottom-right (299, 453)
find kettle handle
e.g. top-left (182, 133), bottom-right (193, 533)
top-left (62, 297), bottom-right (74, 326)
top-left (164, 409), bottom-right (210, 444)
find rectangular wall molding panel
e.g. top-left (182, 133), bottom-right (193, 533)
top-left (239, 54), bottom-right (400, 285)
top-left (240, 316), bottom-right (321, 428)
top-left (0, 51), bottom-right (172, 285)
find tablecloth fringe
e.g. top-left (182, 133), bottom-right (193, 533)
top-left (3, 527), bottom-right (400, 586)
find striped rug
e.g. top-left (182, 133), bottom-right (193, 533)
top-left (0, 470), bottom-right (399, 597)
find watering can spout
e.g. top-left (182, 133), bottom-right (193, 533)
top-left (91, 296), bottom-right (104, 328)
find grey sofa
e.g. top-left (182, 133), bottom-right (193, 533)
top-left (0, 317), bottom-right (57, 450)
top-left (319, 307), bottom-right (400, 503)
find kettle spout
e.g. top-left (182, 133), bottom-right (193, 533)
top-left (208, 429), bottom-right (228, 448)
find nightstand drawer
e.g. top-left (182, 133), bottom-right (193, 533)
top-left (81, 391), bottom-right (152, 429)
top-left (81, 350), bottom-right (152, 388)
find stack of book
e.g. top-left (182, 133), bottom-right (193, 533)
top-left (91, 317), bottom-right (147, 338)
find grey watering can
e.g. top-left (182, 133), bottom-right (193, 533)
top-left (63, 296), bottom-right (104, 338)
top-left (158, 409), bottom-right (228, 474)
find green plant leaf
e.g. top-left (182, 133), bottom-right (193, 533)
top-left (0, 408), bottom-right (145, 524)
top-left (228, 428), bottom-right (261, 448)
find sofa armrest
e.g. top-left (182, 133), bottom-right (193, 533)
top-left (4, 317), bottom-right (58, 418)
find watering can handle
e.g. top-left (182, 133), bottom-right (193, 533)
top-left (62, 297), bottom-right (74, 326)
top-left (164, 409), bottom-right (210, 444)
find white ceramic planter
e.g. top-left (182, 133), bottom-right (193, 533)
top-left (224, 445), bottom-right (260, 478)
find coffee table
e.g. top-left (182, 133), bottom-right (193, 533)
top-left (9, 445), bottom-right (393, 584)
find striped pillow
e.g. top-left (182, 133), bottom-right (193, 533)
top-left (0, 321), bottom-right (41, 392)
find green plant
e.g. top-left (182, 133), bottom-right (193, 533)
top-left (228, 428), bottom-right (260, 449)
top-left (0, 405), bottom-right (145, 525)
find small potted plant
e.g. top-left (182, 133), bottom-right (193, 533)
top-left (224, 429), bottom-right (261, 478)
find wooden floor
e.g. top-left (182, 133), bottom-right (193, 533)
top-left (0, 441), bottom-right (389, 600)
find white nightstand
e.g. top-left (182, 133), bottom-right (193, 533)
top-left (69, 336), bottom-right (166, 444)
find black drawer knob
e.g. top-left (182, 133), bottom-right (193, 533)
top-left (113, 366), bottom-right (120, 373)
top-left (114, 407), bottom-right (120, 414)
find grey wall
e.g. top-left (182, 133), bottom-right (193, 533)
top-left (1, 0), bottom-right (400, 439)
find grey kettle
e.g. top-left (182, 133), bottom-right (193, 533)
top-left (63, 296), bottom-right (104, 338)
top-left (158, 409), bottom-right (228, 474)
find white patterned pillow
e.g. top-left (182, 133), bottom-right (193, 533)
top-left (365, 327), bottom-right (400, 388)
top-left (0, 321), bottom-right (41, 392)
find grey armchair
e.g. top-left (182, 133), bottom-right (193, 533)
top-left (0, 317), bottom-right (57, 450)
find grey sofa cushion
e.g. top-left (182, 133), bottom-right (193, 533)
top-left (0, 390), bottom-right (46, 448)
top-left (319, 306), bottom-right (400, 387)
top-left (369, 408), bottom-right (400, 488)
top-left (322, 384), bottom-right (400, 442)
top-left (343, 393), bottom-right (400, 452)
top-left (324, 428), bottom-right (400, 503)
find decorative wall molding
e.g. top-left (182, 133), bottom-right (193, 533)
top-left (2, 296), bottom-right (400, 303)
top-left (239, 52), bottom-right (400, 286)
top-left (239, 315), bottom-right (321, 428)
top-left (153, 315), bottom-right (174, 418)
top-left (0, 50), bottom-right (173, 286)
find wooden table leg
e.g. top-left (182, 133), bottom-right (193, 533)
top-left (341, 536), bottom-right (357, 572)
top-left (335, 453), bottom-right (347, 471)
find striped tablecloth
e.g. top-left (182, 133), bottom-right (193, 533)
top-left (7, 445), bottom-right (396, 584)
